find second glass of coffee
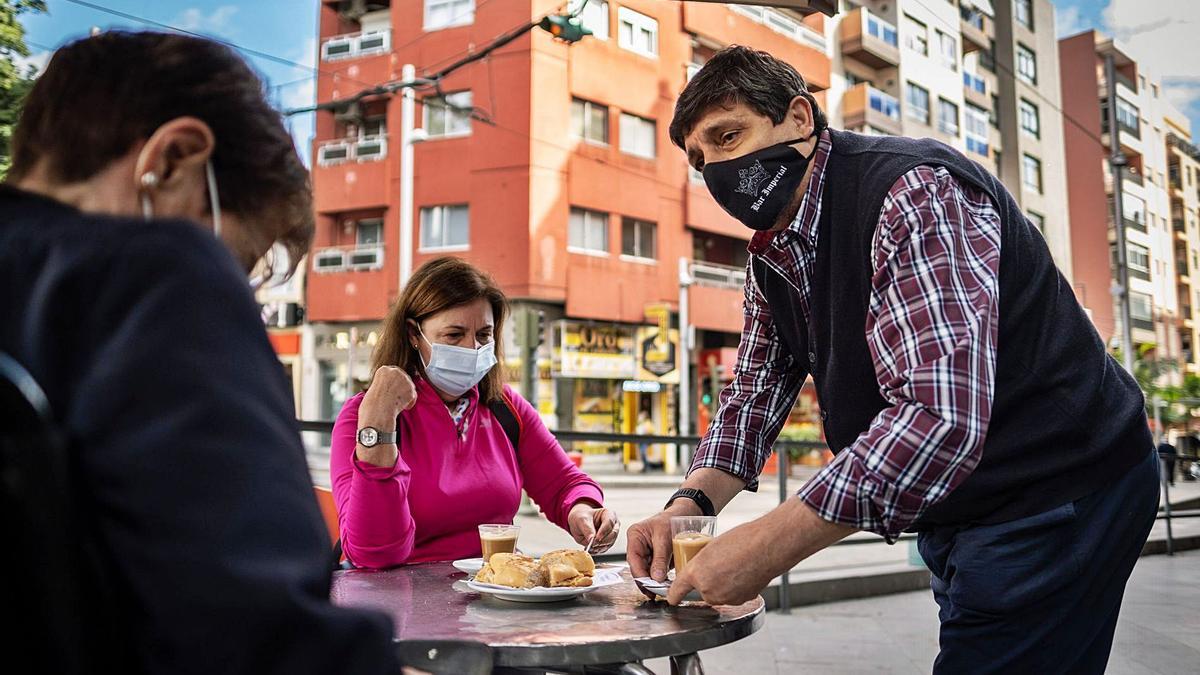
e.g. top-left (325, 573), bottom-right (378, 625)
top-left (670, 516), bottom-right (717, 575)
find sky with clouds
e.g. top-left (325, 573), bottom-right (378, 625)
top-left (14, 1), bottom-right (1200, 162)
top-left (17, 1), bottom-right (319, 163)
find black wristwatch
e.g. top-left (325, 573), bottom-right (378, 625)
top-left (665, 488), bottom-right (716, 517)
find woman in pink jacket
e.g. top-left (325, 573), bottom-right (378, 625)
top-left (330, 257), bottom-right (619, 568)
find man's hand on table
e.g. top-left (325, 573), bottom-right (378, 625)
top-left (667, 497), bottom-right (857, 606)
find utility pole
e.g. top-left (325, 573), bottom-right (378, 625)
top-left (1106, 53), bottom-right (1135, 375)
top-left (678, 257), bottom-right (694, 468)
top-left (399, 63), bottom-right (416, 289)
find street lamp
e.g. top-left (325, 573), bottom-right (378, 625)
top-left (399, 63), bottom-right (427, 291)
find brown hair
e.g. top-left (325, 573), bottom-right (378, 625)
top-left (8, 31), bottom-right (313, 278)
top-left (670, 45), bottom-right (827, 151)
top-left (373, 257), bottom-right (509, 402)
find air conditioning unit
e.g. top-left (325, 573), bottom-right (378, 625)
top-left (318, 142), bottom-right (352, 166)
top-left (348, 246), bottom-right (384, 270)
top-left (354, 136), bottom-right (387, 161)
top-left (314, 249), bottom-right (347, 272)
top-left (321, 36), bottom-right (355, 61)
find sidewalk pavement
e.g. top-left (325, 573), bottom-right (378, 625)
top-left (642, 550), bottom-right (1200, 674)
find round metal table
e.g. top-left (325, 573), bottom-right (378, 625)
top-left (330, 562), bottom-right (765, 673)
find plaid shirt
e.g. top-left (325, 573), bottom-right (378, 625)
top-left (691, 130), bottom-right (1002, 542)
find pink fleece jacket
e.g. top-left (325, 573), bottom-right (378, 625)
top-left (330, 379), bottom-right (604, 568)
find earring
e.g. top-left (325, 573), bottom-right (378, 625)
top-left (140, 172), bottom-right (159, 188)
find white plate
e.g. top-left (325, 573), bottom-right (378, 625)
top-left (452, 558), bottom-right (486, 574)
top-left (633, 577), bottom-right (703, 602)
top-left (466, 568), bottom-right (623, 603)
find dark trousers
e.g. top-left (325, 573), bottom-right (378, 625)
top-left (917, 449), bottom-right (1159, 674)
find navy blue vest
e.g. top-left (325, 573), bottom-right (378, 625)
top-left (754, 130), bottom-right (1151, 529)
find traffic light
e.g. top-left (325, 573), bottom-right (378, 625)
top-left (538, 14), bottom-right (592, 43)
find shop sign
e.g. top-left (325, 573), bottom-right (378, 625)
top-left (557, 322), bottom-right (636, 379)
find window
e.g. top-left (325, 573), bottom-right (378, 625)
top-left (867, 13), bottom-right (898, 47)
top-left (990, 94), bottom-right (1000, 129)
top-left (621, 217), bottom-right (657, 260)
top-left (425, 0), bottom-right (474, 31)
top-left (571, 99), bottom-right (609, 145)
top-left (420, 205), bottom-right (469, 250)
top-left (1123, 193), bottom-right (1146, 229)
top-left (1128, 243), bottom-right (1151, 280)
top-left (579, 0), bottom-right (609, 40)
top-left (1117, 98), bottom-right (1141, 138)
top-left (906, 82), bottom-right (930, 125)
top-left (1027, 211), bottom-right (1044, 233)
top-left (870, 88), bottom-right (901, 121)
top-left (937, 98), bottom-right (959, 136)
top-left (965, 103), bottom-right (990, 157)
top-left (569, 207), bottom-right (609, 254)
top-left (619, 113), bottom-right (656, 159)
top-left (937, 30), bottom-right (957, 71)
top-left (356, 218), bottom-right (382, 246)
top-left (1139, 75), bottom-right (1146, 90)
top-left (1130, 292), bottom-right (1153, 323)
top-left (980, 41), bottom-right (996, 73)
top-left (1017, 44), bottom-right (1037, 85)
top-left (424, 91), bottom-right (473, 137)
top-left (618, 7), bottom-right (658, 58)
top-left (1152, 83), bottom-right (1160, 98)
top-left (1022, 154), bottom-right (1042, 193)
top-left (1015, 0), bottom-right (1033, 29)
top-left (1019, 98), bottom-right (1040, 139)
top-left (904, 15), bottom-right (927, 55)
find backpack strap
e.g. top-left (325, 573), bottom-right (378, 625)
top-left (488, 392), bottom-right (523, 452)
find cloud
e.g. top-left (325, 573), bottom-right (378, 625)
top-left (1104, 0), bottom-right (1200, 128)
top-left (1054, 5), bottom-right (1090, 39)
top-left (174, 6), bottom-right (239, 35)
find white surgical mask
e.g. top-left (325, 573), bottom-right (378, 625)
top-left (419, 329), bottom-right (497, 398)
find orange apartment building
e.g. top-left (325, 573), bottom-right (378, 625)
top-left (298, 0), bottom-right (833, 453)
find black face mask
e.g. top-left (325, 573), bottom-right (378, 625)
top-left (702, 134), bottom-right (817, 231)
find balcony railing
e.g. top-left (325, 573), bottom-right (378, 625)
top-left (1176, 219), bottom-right (1187, 233)
top-left (1125, 170), bottom-right (1145, 187)
top-left (321, 29), bottom-right (391, 61)
top-left (691, 261), bottom-right (747, 290)
top-left (312, 245), bottom-right (385, 273)
top-left (317, 135), bottom-right (388, 166)
top-left (963, 72), bottom-right (987, 95)
top-left (1177, 261), bottom-right (1190, 279)
top-left (731, 5), bottom-right (827, 52)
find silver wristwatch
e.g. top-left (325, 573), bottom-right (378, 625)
top-left (357, 426), bottom-right (397, 448)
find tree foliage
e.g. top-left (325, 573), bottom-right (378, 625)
top-left (0, 0), bottom-right (47, 179)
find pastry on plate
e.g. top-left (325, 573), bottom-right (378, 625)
top-left (540, 549), bottom-right (595, 588)
top-left (475, 553), bottom-right (546, 589)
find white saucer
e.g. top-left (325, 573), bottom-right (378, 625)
top-left (452, 557), bottom-right (485, 574)
top-left (633, 576), bottom-right (703, 602)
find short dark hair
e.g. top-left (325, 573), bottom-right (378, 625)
top-left (9, 31), bottom-right (312, 277)
top-left (669, 45), bottom-right (827, 150)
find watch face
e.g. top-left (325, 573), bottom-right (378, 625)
top-left (360, 427), bottom-right (379, 446)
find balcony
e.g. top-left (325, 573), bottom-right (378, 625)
top-left (959, 5), bottom-right (990, 53)
top-left (839, 7), bottom-right (900, 69)
top-left (312, 244), bottom-right (385, 273)
top-left (963, 71), bottom-right (988, 108)
top-left (842, 83), bottom-right (903, 137)
top-left (317, 135), bottom-right (388, 166)
top-left (1124, 169), bottom-right (1145, 187)
top-left (691, 261), bottom-right (747, 290)
top-left (1177, 261), bottom-right (1190, 279)
top-left (321, 29), bottom-right (391, 61)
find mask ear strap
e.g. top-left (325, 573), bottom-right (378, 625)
top-left (205, 160), bottom-right (222, 238)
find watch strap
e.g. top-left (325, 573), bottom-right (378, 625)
top-left (358, 427), bottom-right (397, 447)
top-left (665, 488), bottom-right (716, 517)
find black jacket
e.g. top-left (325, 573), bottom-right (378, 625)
top-left (0, 185), bottom-right (397, 673)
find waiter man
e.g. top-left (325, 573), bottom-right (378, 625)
top-left (627, 46), bottom-right (1157, 673)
